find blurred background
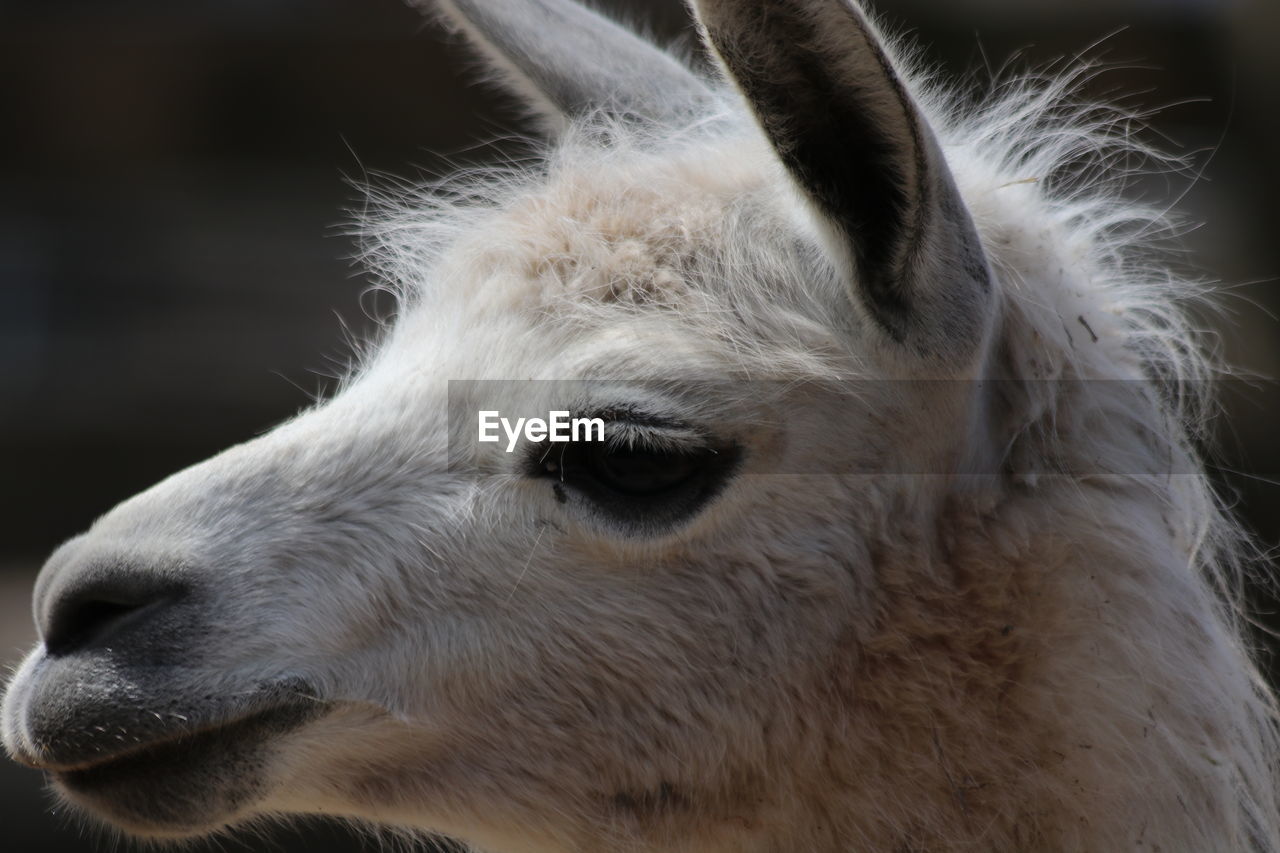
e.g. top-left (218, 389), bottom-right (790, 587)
top-left (1, 0), bottom-right (1277, 849)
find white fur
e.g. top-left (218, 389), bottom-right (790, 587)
top-left (3, 2), bottom-right (1276, 851)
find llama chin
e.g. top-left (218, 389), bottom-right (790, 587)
top-left (3, 1), bottom-right (1277, 851)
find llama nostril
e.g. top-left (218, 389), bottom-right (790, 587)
top-left (44, 597), bottom-right (144, 656)
top-left (41, 576), bottom-right (184, 657)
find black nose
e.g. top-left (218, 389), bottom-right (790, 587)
top-left (37, 555), bottom-right (189, 657)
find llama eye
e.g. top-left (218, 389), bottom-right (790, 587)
top-left (529, 436), bottom-right (741, 531)
top-left (586, 443), bottom-right (703, 495)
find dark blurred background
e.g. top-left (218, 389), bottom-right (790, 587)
top-left (1, 0), bottom-right (1277, 850)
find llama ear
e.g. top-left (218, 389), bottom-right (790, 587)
top-left (690, 0), bottom-right (993, 361)
top-left (420, 0), bottom-right (715, 133)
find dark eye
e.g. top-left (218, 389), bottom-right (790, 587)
top-left (528, 437), bottom-right (741, 533)
top-left (587, 443), bottom-right (702, 495)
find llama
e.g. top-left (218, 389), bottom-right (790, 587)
top-left (2, 0), bottom-right (1277, 850)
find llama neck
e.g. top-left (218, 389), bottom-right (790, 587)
top-left (743, 485), bottom-right (1264, 853)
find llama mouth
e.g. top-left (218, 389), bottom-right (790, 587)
top-left (0, 650), bottom-right (333, 835)
top-left (48, 698), bottom-right (324, 776)
top-left (48, 699), bottom-right (330, 835)
top-left (3, 647), bottom-right (326, 774)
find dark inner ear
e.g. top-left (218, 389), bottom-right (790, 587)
top-left (694, 0), bottom-right (994, 360)
top-left (717, 18), bottom-right (923, 331)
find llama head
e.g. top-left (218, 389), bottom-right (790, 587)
top-left (5, 1), bottom-right (1247, 852)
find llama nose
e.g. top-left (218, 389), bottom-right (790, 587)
top-left (43, 585), bottom-right (159, 656)
top-left (35, 547), bottom-right (189, 657)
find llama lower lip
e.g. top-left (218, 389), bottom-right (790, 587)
top-left (4, 650), bottom-right (326, 773)
top-left (53, 700), bottom-right (324, 777)
top-left (50, 701), bottom-right (328, 836)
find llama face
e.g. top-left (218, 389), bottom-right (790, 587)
top-left (0, 161), bottom-right (923, 843)
top-left (2, 0), bottom-right (1001, 849)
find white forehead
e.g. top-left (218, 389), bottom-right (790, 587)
top-left (364, 131), bottom-right (852, 385)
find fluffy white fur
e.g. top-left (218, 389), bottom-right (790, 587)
top-left (2, 1), bottom-right (1277, 851)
